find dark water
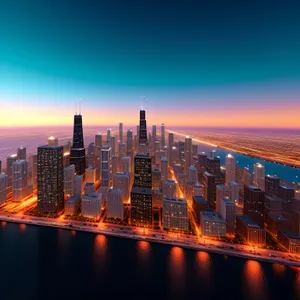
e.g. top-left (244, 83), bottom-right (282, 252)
top-left (1, 222), bottom-right (300, 300)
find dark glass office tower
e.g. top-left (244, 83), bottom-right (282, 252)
top-left (139, 109), bottom-right (147, 145)
top-left (70, 114), bottom-right (86, 176)
top-left (133, 154), bottom-right (152, 189)
top-left (37, 145), bottom-right (64, 213)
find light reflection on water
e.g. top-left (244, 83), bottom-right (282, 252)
top-left (168, 247), bottom-right (186, 296)
top-left (93, 234), bottom-right (108, 263)
top-left (137, 240), bottom-right (151, 264)
top-left (272, 263), bottom-right (286, 277)
top-left (19, 223), bottom-right (26, 232)
top-left (196, 251), bottom-right (212, 286)
top-left (243, 260), bottom-right (268, 300)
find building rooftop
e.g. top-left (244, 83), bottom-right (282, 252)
top-left (135, 153), bottom-right (151, 158)
top-left (115, 172), bottom-right (129, 177)
top-left (0, 174), bottom-right (8, 179)
top-left (266, 175), bottom-right (280, 180)
top-left (66, 194), bottom-right (80, 204)
top-left (236, 214), bottom-right (262, 229)
top-left (280, 184), bottom-right (294, 190)
top-left (247, 185), bottom-right (263, 191)
top-left (165, 180), bottom-right (176, 184)
top-left (164, 197), bottom-right (187, 203)
top-left (200, 211), bottom-right (225, 222)
top-left (222, 197), bottom-right (235, 205)
top-left (83, 192), bottom-right (101, 199)
top-left (38, 145), bottom-right (63, 150)
top-left (193, 196), bottom-right (207, 205)
top-left (265, 195), bottom-right (282, 202)
top-left (268, 214), bottom-right (289, 222)
top-left (280, 230), bottom-right (300, 240)
top-left (131, 186), bottom-right (152, 195)
top-left (85, 182), bottom-right (94, 187)
top-left (108, 188), bottom-right (123, 194)
top-left (216, 184), bottom-right (230, 191)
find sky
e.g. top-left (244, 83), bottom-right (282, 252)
top-left (0, 0), bottom-right (300, 128)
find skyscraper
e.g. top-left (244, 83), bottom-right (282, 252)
top-left (161, 123), bottom-right (165, 148)
top-left (37, 144), bottom-right (64, 213)
top-left (139, 109), bottom-right (147, 145)
top-left (0, 174), bottom-right (8, 205)
top-left (254, 163), bottom-right (265, 190)
top-left (110, 136), bottom-right (116, 156)
top-left (101, 145), bottom-right (112, 188)
top-left (225, 154), bottom-right (235, 186)
top-left (6, 154), bottom-right (17, 187)
top-left (106, 128), bottom-right (111, 143)
top-left (126, 129), bottom-right (133, 155)
top-left (168, 133), bottom-right (174, 164)
top-left (12, 159), bottom-right (32, 202)
top-left (64, 164), bottom-right (75, 197)
top-left (119, 122), bottom-right (123, 143)
top-left (152, 125), bottom-right (157, 154)
top-left (17, 146), bottom-right (26, 160)
top-left (161, 156), bottom-right (168, 181)
top-left (184, 136), bottom-right (192, 173)
top-left (70, 114), bottom-right (86, 176)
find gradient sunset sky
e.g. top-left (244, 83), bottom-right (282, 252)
top-left (0, 0), bottom-right (300, 128)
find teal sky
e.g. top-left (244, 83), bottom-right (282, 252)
top-left (0, 0), bottom-right (300, 127)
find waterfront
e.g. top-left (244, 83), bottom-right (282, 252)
top-left (0, 222), bottom-right (300, 300)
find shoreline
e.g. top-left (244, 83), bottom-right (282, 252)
top-left (168, 130), bottom-right (300, 170)
top-left (1, 214), bottom-right (300, 268)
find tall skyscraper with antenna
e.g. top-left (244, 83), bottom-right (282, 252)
top-left (138, 109), bottom-right (148, 153)
top-left (70, 110), bottom-right (86, 177)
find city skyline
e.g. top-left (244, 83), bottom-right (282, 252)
top-left (1, 1), bottom-right (300, 128)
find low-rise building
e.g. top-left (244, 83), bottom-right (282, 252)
top-left (84, 182), bottom-right (95, 194)
top-left (65, 194), bottom-right (81, 215)
top-left (107, 189), bottom-right (124, 220)
top-left (200, 211), bottom-right (226, 237)
top-left (163, 197), bottom-right (188, 232)
top-left (162, 180), bottom-right (177, 198)
top-left (236, 214), bottom-right (266, 246)
top-left (81, 192), bottom-right (102, 219)
top-left (278, 230), bottom-right (300, 254)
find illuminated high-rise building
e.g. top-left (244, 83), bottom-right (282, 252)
top-left (162, 179), bottom-right (177, 198)
top-left (197, 152), bottom-right (207, 183)
top-left (133, 153), bottom-right (152, 189)
top-left (118, 142), bottom-right (126, 158)
top-left (163, 197), bottom-right (188, 232)
top-left (161, 123), bottom-right (165, 148)
top-left (37, 145), bottom-right (64, 213)
top-left (184, 136), bottom-right (193, 173)
top-left (126, 129), bottom-right (133, 155)
top-left (139, 109), bottom-right (147, 145)
top-left (17, 146), bottom-right (26, 160)
top-left (86, 142), bottom-right (95, 168)
top-left (107, 189), bottom-right (124, 219)
top-left (70, 114), bottom-right (86, 176)
top-left (131, 187), bottom-right (152, 227)
top-left (225, 154), bottom-right (235, 186)
top-left (95, 133), bottom-right (102, 180)
top-left (254, 163), bottom-right (265, 190)
top-left (119, 122), bottom-right (123, 143)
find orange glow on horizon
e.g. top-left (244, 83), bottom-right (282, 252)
top-left (1, 103), bottom-right (300, 128)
